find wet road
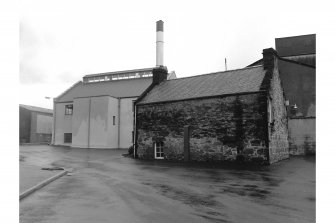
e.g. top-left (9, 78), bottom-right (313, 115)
top-left (20, 145), bottom-right (315, 223)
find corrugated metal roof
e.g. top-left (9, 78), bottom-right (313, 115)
top-left (56, 77), bottom-right (153, 102)
top-left (138, 66), bottom-right (266, 104)
top-left (83, 67), bottom-right (154, 78)
top-left (19, 104), bottom-right (53, 114)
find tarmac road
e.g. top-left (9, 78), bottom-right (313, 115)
top-left (20, 145), bottom-right (315, 223)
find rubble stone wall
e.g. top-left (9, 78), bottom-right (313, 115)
top-left (136, 92), bottom-right (270, 164)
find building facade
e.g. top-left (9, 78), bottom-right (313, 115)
top-left (19, 104), bottom-right (53, 144)
top-left (52, 68), bottom-right (176, 149)
top-left (135, 49), bottom-right (289, 164)
top-left (276, 34), bottom-right (315, 155)
top-left (248, 34), bottom-right (315, 155)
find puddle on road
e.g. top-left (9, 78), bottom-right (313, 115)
top-left (142, 181), bottom-right (222, 207)
top-left (142, 181), bottom-right (231, 222)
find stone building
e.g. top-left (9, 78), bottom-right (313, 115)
top-left (19, 104), bottom-right (53, 144)
top-left (248, 34), bottom-right (315, 155)
top-left (135, 48), bottom-right (289, 164)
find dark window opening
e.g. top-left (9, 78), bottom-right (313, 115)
top-left (113, 116), bottom-right (116, 125)
top-left (65, 104), bottom-right (73, 115)
top-left (64, 133), bottom-right (72, 143)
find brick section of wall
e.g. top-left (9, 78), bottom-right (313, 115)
top-left (136, 93), bottom-right (269, 164)
top-left (268, 62), bottom-right (290, 163)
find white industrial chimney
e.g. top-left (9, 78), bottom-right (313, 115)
top-left (156, 20), bottom-right (164, 66)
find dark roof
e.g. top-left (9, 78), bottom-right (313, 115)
top-left (138, 66), bottom-right (266, 105)
top-left (56, 77), bottom-right (153, 102)
top-left (19, 104), bottom-right (53, 114)
top-left (275, 34), bottom-right (315, 57)
top-left (281, 54), bottom-right (315, 67)
top-left (247, 57), bottom-right (315, 69)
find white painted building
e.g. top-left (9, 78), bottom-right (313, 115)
top-left (52, 20), bottom-right (172, 149)
top-left (52, 67), bottom-right (176, 149)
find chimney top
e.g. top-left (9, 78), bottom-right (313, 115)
top-left (262, 48), bottom-right (278, 70)
top-left (152, 66), bottom-right (168, 85)
top-left (156, 20), bottom-right (164, 32)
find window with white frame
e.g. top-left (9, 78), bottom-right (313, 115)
top-left (154, 142), bottom-right (164, 159)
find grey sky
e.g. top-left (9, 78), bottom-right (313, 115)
top-left (20, 0), bottom-right (318, 109)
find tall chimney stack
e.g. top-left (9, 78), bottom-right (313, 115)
top-left (156, 20), bottom-right (164, 66)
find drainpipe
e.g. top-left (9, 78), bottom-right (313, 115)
top-left (118, 98), bottom-right (121, 149)
top-left (133, 103), bottom-right (137, 158)
top-left (88, 98), bottom-right (91, 148)
top-left (52, 100), bottom-right (56, 145)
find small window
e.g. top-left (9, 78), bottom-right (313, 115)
top-left (113, 116), bottom-right (116, 125)
top-left (65, 105), bottom-right (73, 115)
top-left (154, 142), bottom-right (164, 159)
top-left (64, 133), bottom-right (72, 143)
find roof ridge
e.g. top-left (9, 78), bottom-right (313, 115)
top-left (275, 34), bottom-right (315, 40)
top-left (55, 81), bottom-right (82, 101)
top-left (278, 56), bottom-right (315, 68)
top-left (20, 104), bottom-right (53, 113)
top-left (164, 65), bottom-right (263, 82)
top-left (83, 67), bottom-right (155, 78)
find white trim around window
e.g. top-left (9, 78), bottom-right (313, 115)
top-left (154, 142), bottom-right (164, 159)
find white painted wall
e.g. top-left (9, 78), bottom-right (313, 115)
top-left (90, 96), bottom-right (109, 148)
top-left (72, 98), bottom-right (90, 148)
top-left (107, 97), bottom-right (118, 148)
top-left (120, 98), bottom-right (136, 149)
top-left (54, 96), bottom-right (138, 149)
top-left (54, 102), bottom-right (73, 146)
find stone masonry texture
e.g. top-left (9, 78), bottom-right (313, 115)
top-left (136, 93), bottom-right (270, 164)
top-left (267, 59), bottom-right (290, 163)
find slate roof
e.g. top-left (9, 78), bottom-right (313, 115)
top-left (55, 77), bottom-right (153, 102)
top-left (247, 57), bottom-right (315, 69)
top-left (138, 65), bottom-right (266, 105)
top-left (19, 104), bottom-right (53, 114)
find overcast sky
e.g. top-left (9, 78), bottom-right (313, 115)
top-left (20, 0), bottom-right (318, 109)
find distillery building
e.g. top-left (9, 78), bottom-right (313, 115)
top-left (52, 20), bottom-right (177, 149)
